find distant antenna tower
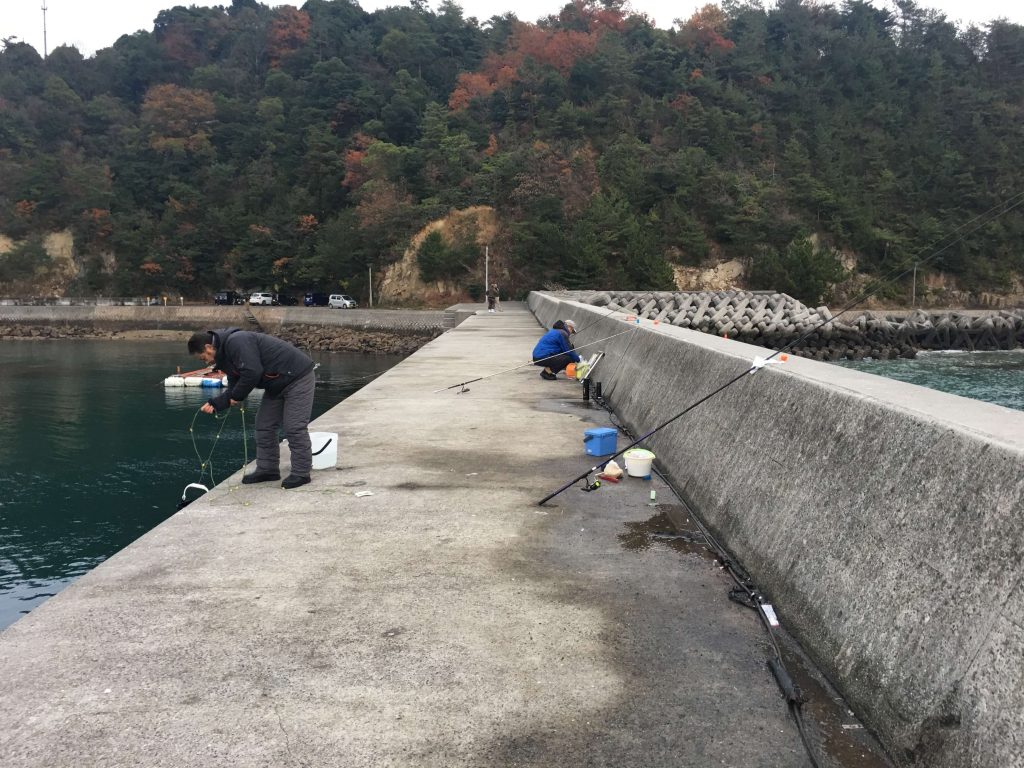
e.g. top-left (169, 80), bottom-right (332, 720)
top-left (41, 2), bottom-right (48, 59)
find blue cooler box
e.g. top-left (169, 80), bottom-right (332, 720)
top-left (583, 427), bottom-right (617, 456)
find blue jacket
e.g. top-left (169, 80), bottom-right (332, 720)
top-left (532, 329), bottom-right (580, 363)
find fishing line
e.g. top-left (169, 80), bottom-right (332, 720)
top-left (538, 187), bottom-right (1024, 505)
top-left (432, 326), bottom-right (638, 393)
top-left (187, 404), bottom-right (250, 492)
top-left (769, 188), bottom-right (1024, 357)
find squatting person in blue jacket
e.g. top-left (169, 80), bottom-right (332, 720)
top-left (532, 319), bottom-right (580, 380)
top-left (188, 328), bottom-right (316, 489)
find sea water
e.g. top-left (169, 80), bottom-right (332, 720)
top-left (0, 340), bottom-right (401, 630)
top-left (836, 349), bottom-right (1024, 412)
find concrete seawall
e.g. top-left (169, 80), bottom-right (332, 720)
top-left (531, 291), bottom-right (1024, 768)
top-left (0, 305), bottom-right (449, 334)
top-left (0, 305), bottom-right (858, 767)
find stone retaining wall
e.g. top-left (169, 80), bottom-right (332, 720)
top-left (0, 305), bottom-right (448, 334)
top-left (530, 291), bottom-right (1024, 768)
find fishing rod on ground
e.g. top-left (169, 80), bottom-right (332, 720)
top-left (431, 296), bottom-right (648, 394)
top-left (538, 188), bottom-right (1024, 506)
top-left (572, 193), bottom-right (1024, 767)
top-left (595, 397), bottom-right (823, 768)
top-left (432, 326), bottom-right (638, 394)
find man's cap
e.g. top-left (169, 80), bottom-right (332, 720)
top-left (564, 319), bottom-right (577, 333)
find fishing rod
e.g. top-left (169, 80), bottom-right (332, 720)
top-left (536, 194), bottom-right (1024, 768)
top-left (596, 398), bottom-right (822, 768)
top-left (432, 326), bottom-right (638, 393)
top-left (538, 188), bottom-right (1024, 506)
top-left (431, 296), bottom-right (649, 394)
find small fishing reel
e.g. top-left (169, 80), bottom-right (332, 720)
top-left (580, 477), bottom-right (602, 492)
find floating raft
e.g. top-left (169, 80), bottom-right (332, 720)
top-left (164, 366), bottom-right (228, 388)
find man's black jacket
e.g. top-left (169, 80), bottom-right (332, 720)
top-left (206, 328), bottom-right (314, 412)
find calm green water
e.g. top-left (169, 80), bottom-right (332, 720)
top-left (837, 350), bottom-right (1024, 412)
top-left (0, 340), bottom-right (401, 630)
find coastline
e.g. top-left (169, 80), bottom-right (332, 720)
top-left (0, 323), bottom-right (440, 356)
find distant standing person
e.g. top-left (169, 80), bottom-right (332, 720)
top-left (532, 319), bottom-right (580, 380)
top-left (486, 283), bottom-right (497, 313)
top-left (188, 328), bottom-right (316, 489)
top-left (492, 283), bottom-right (501, 312)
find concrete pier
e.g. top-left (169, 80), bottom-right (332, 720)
top-left (0, 305), bottom-right (872, 766)
top-left (531, 292), bottom-right (1024, 768)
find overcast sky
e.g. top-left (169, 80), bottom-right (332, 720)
top-left (2, 0), bottom-right (1021, 57)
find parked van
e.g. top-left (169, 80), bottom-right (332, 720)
top-left (304, 291), bottom-right (329, 307)
top-left (214, 290), bottom-right (243, 305)
top-left (249, 292), bottom-right (274, 305)
top-left (328, 294), bottom-right (357, 309)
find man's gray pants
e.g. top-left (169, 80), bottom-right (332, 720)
top-left (254, 369), bottom-right (316, 477)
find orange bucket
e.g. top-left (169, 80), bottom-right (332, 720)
top-left (565, 363), bottom-right (576, 378)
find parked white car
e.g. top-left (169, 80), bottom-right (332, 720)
top-left (249, 292), bottom-right (274, 305)
top-left (328, 294), bottom-right (357, 308)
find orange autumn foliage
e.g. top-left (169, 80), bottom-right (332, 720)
top-left (267, 6), bottom-right (311, 68)
top-left (679, 4), bottom-right (736, 55)
top-left (141, 84), bottom-right (216, 153)
top-left (15, 200), bottom-right (36, 218)
top-left (355, 182), bottom-right (414, 232)
top-left (83, 208), bottom-right (113, 239)
top-left (562, 1), bottom-right (628, 34)
top-left (449, 21), bottom-right (602, 111)
top-left (342, 133), bottom-right (376, 191)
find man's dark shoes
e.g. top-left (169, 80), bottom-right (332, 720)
top-left (540, 370), bottom-right (557, 380)
top-left (242, 470), bottom-right (280, 484)
top-left (281, 474), bottom-right (311, 489)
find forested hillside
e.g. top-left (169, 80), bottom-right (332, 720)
top-left (1, 0), bottom-right (1022, 305)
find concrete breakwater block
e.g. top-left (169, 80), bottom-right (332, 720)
top-left (587, 291), bottom-right (1024, 360)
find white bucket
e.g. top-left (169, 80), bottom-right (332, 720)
top-left (623, 448), bottom-right (655, 478)
top-left (310, 431), bottom-right (338, 470)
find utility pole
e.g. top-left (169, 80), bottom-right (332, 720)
top-left (912, 262), bottom-right (918, 308)
top-left (368, 265), bottom-right (373, 308)
top-left (484, 245), bottom-right (489, 307)
top-left (41, 2), bottom-right (48, 60)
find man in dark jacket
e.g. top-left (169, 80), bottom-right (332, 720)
top-left (532, 319), bottom-right (580, 380)
top-left (188, 328), bottom-right (316, 488)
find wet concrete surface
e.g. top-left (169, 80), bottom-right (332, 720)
top-left (0, 305), bottom-right (894, 767)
